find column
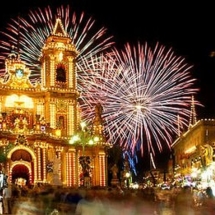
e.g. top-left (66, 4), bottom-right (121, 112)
top-left (50, 102), bottom-right (56, 129)
top-left (66, 149), bottom-right (76, 186)
top-left (50, 54), bottom-right (55, 86)
top-left (37, 147), bottom-right (42, 181)
top-left (99, 152), bottom-right (106, 187)
top-left (42, 147), bottom-right (47, 182)
top-left (56, 148), bottom-right (63, 181)
top-left (66, 152), bottom-right (72, 186)
top-left (68, 57), bottom-right (76, 89)
top-left (68, 103), bottom-right (75, 136)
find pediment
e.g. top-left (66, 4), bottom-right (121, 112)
top-left (52, 18), bottom-right (68, 37)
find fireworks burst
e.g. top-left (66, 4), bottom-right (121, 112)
top-left (0, 5), bottom-right (200, 157)
top-left (0, 4), bottom-right (114, 84)
top-left (80, 42), bottom-right (200, 155)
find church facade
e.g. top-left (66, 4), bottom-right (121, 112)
top-left (0, 18), bottom-right (110, 187)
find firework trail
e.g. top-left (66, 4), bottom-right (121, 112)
top-left (0, 4), bottom-right (114, 85)
top-left (80, 42), bottom-right (200, 155)
top-left (0, 5), bottom-right (200, 158)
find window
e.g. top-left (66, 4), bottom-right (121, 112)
top-left (56, 63), bottom-right (66, 82)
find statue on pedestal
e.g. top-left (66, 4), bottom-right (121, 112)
top-left (110, 164), bottom-right (118, 179)
top-left (79, 156), bottom-right (91, 188)
top-left (50, 156), bottom-right (62, 186)
top-left (110, 164), bottom-right (119, 186)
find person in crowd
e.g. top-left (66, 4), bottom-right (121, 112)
top-left (206, 186), bottom-right (214, 198)
top-left (0, 172), bottom-right (4, 190)
top-left (75, 189), bottom-right (104, 215)
top-left (3, 183), bottom-right (12, 214)
top-left (204, 186), bottom-right (215, 214)
top-left (174, 186), bottom-right (195, 215)
top-left (0, 190), bottom-right (3, 215)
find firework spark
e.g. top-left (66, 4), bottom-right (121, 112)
top-left (80, 42), bottom-right (200, 155)
top-left (0, 5), bottom-right (200, 157)
top-left (0, 4), bottom-right (114, 84)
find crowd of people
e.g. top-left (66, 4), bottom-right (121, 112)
top-left (0, 179), bottom-right (214, 214)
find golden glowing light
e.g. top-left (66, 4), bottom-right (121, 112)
top-left (58, 51), bottom-right (63, 61)
top-left (69, 135), bottom-right (80, 144)
top-left (185, 146), bottom-right (196, 154)
top-left (80, 121), bottom-right (86, 130)
top-left (94, 136), bottom-right (99, 142)
top-left (5, 94), bottom-right (34, 108)
top-left (55, 129), bottom-right (62, 137)
top-left (88, 139), bottom-right (94, 145)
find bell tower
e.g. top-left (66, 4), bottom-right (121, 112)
top-left (39, 18), bottom-right (79, 136)
top-left (40, 17), bottom-right (78, 89)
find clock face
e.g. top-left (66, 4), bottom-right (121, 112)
top-left (15, 69), bottom-right (24, 79)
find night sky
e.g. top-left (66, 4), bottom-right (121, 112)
top-left (1, 1), bottom-right (215, 119)
top-left (0, 1), bottom-right (215, 173)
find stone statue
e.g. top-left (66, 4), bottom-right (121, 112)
top-left (53, 156), bottom-right (61, 174)
top-left (201, 144), bottom-right (214, 167)
top-left (93, 103), bottom-right (103, 126)
top-left (110, 164), bottom-right (118, 179)
top-left (50, 156), bottom-right (62, 186)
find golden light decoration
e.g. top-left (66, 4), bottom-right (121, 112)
top-left (69, 121), bottom-right (99, 155)
top-left (58, 51), bottom-right (63, 61)
top-left (55, 129), bottom-right (62, 137)
top-left (5, 94), bottom-right (34, 108)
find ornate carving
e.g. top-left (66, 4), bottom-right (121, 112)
top-left (201, 144), bottom-right (214, 167)
top-left (15, 135), bottom-right (29, 146)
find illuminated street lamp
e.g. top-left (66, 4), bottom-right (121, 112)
top-left (125, 172), bottom-right (131, 188)
top-left (69, 121), bottom-right (99, 187)
top-left (69, 122), bottom-right (99, 155)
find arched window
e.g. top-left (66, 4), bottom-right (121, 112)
top-left (56, 63), bottom-right (66, 82)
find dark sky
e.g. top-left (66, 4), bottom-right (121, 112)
top-left (1, 0), bottom-right (215, 119)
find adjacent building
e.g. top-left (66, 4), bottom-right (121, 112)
top-left (172, 118), bottom-right (215, 188)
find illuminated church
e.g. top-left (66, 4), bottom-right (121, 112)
top-left (0, 18), bottom-right (110, 187)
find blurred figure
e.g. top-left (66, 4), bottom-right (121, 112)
top-left (3, 183), bottom-right (12, 214)
top-left (110, 164), bottom-right (118, 179)
top-left (75, 189), bottom-right (104, 215)
top-left (0, 171), bottom-right (4, 190)
top-left (206, 186), bottom-right (213, 198)
top-left (0, 190), bottom-right (3, 214)
top-left (174, 186), bottom-right (195, 215)
top-left (194, 188), bottom-right (205, 207)
top-left (204, 186), bottom-right (215, 214)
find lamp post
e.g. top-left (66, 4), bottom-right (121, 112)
top-left (125, 172), bottom-right (131, 188)
top-left (69, 121), bottom-right (99, 187)
top-left (70, 122), bottom-right (98, 155)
